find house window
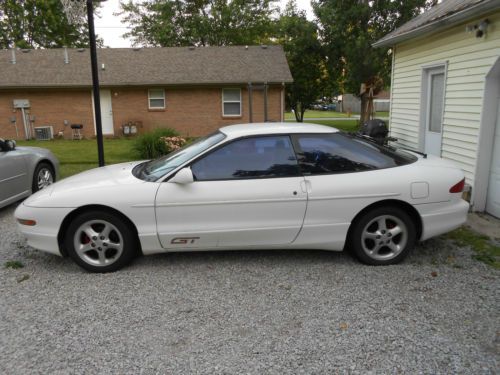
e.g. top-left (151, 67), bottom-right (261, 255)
top-left (148, 89), bottom-right (165, 109)
top-left (222, 88), bottom-right (241, 116)
top-left (428, 72), bottom-right (445, 133)
top-left (421, 64), bottom-right (446, 157)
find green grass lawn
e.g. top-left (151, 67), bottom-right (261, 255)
top-left (446, 227), bottom-right (500, 269)
top-left (17, 138), bottom-right (139, 179)
top-left (285, 110), bottom-right (351, 120)
top-left (285, 110), bottom-right (388, 120)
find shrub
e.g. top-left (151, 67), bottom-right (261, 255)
top-left (160, 136), bottom-right (187, 152)
top-left (133, 128), bottom-right (180, 159)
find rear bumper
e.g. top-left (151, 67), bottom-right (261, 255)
top-left (417, 199), bottom-right (469, 241)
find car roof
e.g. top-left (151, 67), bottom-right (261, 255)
top-left (219, 122), bottom-right (338, 138)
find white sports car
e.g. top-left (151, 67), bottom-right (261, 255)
top-left (15, 123), bottom-right (469, 272)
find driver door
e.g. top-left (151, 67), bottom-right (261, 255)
top-left (155, 135), bottom-right (307, 249)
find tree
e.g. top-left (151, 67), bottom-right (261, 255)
top-left (276, 1), bottom-right (325, 122)
top-left (0, 0), bottom-right (96, 49)
top-left (313, 0), bottom-right (437, 123)
top-left (119, 0), bottom-right (279, 47)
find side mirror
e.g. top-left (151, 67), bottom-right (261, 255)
top-left (169, 167), bottom-right (194, 184)
top-left (0, 139), bottom-right (15, 151)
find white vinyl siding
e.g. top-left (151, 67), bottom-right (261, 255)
top-left (390, 12), bottom-right (500, 185)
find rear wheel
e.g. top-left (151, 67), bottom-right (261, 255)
top-left (32, 162), bottom-right (54, 192)
top-left (65, 210), bottom-right (138, 273)
top-left (349, 206), bottom-right (416, 265)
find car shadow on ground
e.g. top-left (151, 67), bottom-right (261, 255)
top-left (16, 236), bottom-right (467, 276)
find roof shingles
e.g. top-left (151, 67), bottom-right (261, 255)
top-left (374, 0), bottom-right (499, 47)
top-left (0, 46), bottom-right (293, 88)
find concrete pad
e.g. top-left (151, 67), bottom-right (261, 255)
top-left (466, 212), bottom-right (500, 239)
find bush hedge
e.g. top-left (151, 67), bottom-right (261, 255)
top-left (133, 128), bottom-right (180, 159)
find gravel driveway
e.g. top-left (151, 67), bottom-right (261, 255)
top-left (1, 203), bottom-right (498, 374)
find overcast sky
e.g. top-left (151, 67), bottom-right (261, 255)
top-left (94, 0), bottom-right (315, 48)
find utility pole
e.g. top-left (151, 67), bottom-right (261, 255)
top-left (87, 0), bottom-right (105, 167)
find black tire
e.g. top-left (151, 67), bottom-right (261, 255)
top-left (32, 162), bottom-right (55, 193)
top-left (65, 210), bottom-right (139, 273)
top-left (349, 206), bottom-right (416, 265)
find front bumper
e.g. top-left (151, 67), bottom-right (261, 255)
top-left (14, 203), bottom-right (73, 256)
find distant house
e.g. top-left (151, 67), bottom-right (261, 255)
top-left (374, 0), bottom-right (500, 217)
top-left (337, 91), bottom-right (390, 114)
top-left (0, 46), bottom-right (292, 140)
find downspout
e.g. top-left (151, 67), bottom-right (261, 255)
top-left (21, 108), bottom-right (30, 140)
top-left (264, 82), bottom-right (268, 122)
top-left (280, 82), bottom-right (284, 122)
top-left (248, 82), bottom-right (253, 123)
top-left (389, 45), bottom-right (396, 138)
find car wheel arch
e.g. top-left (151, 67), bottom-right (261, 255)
top-left (345, 199), bottom-right (423, 247)
top-left (57, 204), bottom-right (142, 257)
top-left (32, 159), bottom-right (56, 184)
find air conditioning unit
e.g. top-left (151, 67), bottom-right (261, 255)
top-left (34, 126), bottom-right (54, 141)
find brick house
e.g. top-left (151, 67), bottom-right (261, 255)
top-left (0, 46), bottom-right (292, 140)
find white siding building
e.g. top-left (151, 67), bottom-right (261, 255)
top-left (374, 0), bottom-right (500, 218)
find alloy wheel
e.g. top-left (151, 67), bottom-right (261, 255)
top-left (37, 168), bottom-right (54, 190)
top-left (360, 214), bottom-right (408, 261)
top-left (73, 220), bottom-right (124, 267)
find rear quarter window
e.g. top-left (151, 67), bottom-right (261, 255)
top-left (293, 133), bottom-right (417, 175)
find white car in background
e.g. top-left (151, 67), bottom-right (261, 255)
top-left (15, 123), bottom-right (469, 272)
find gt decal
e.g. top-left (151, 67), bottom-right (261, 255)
top-left (171, 237), bottom-right (200, 245)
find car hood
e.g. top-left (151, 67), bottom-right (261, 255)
top-left (24, 161), bottom-right (151, 208)
top-left (53, 161), bottom-right (143, 192)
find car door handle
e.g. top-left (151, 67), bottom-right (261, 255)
top-left (300, 180), bottom-right (312, 194)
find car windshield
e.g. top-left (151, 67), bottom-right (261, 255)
top-left (133, 131), bottom-right (226, 181)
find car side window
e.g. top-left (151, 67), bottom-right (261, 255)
top-left (293, 133), bottom-right (400, 175)
top-left (191, 136), bottom-right (300, 181)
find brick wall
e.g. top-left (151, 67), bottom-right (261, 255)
top-left (0, 85), bottom-right (284, 140)
top-left (0, 89), bottom-right (94, 140)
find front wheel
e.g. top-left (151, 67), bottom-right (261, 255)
top-left (32, 162), bottom-right (54, 192)
top-left (65, 210), bottom-right (139, 273)
top-left (349, 206), bottom-right (416, 265)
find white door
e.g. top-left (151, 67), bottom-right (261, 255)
top-left (486, 100), bottom-right (500, 218)
top-left (93, 89), bottom-right (114, 135)
top-left (423, 68), bottom-right (445, 156)
top-left (155, 136), bottom-right (307, 249)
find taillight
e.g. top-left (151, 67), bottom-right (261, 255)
top-left (449, 178), bottom-right (465, 193)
